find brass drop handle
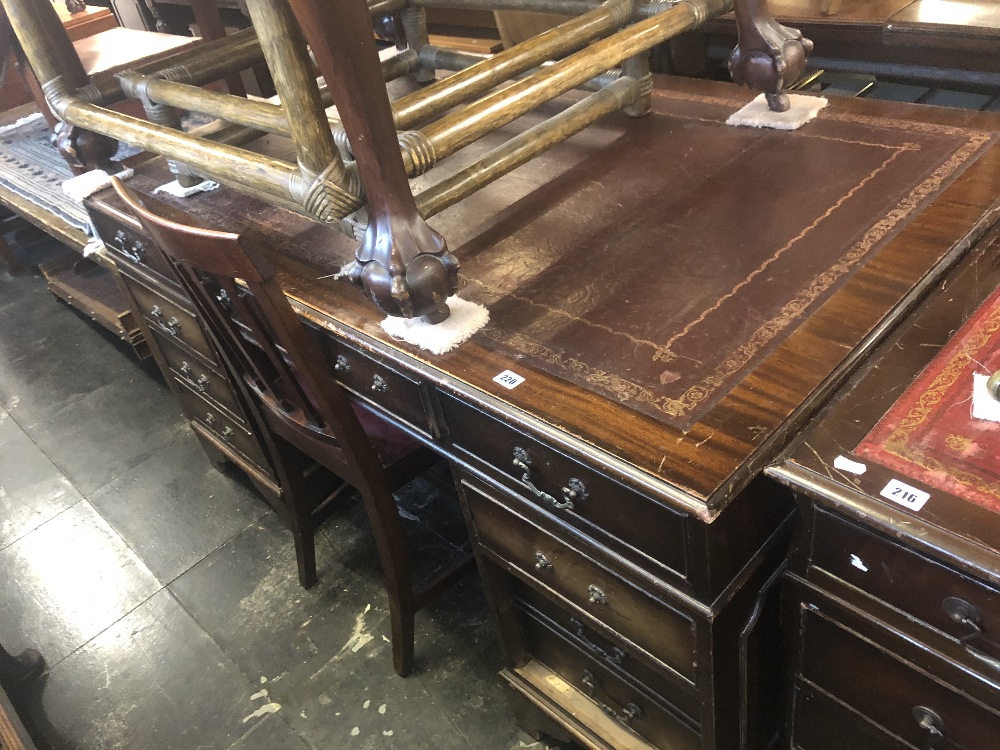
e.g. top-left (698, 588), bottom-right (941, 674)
top-left (569, 618), bottom-right (625, 666)
top-left (371, 374), bottom-right (388, 394)
top-left (533, 552), bottom-right (552, 571)
top-left (942, 596), bottom-right (1000, 673)
top-left (587, 584), bottom-right (607, 606)
top-left (333, 355), bottom-right (350, 375)
top-left (179, 361), bottom-right (192, 377)
top-left (579, 670), bottom-right (643, 728)
top-left (150, 305), bottom-right (180, 336)
top-left (511, 447), bottom-right (577, 510)
top-left (912, 706), bottom-right (944, 749)
top-left (194, 373), bottom-right (210, 393)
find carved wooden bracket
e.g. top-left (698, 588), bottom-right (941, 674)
top-left (729, 0), bottom-right (813, 112)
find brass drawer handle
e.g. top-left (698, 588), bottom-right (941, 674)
top-left (113, 229), bottom-right (145, 263)
top-left (533, 551), bottom-right (552, 571)
top-left (912, 706), bottom-right (944, 749)
top-left (205, 413), bottom-right (233, 442)
top-left (569, 617), bottom-right (625, 667)
top-left (194, 373), bottom-right (210, 393)
top-left (579, 670), bottom-right (643, 728)
top-left (150, 305), bottom-right (180, 336)
top-left (179, 361), bottom-right (192, 377)
top-left (587, 584), bottom-right (607, 606)
top-left (942, 596), bottom-right (1000, 673)
top-left (511, 447), bottom-right (581, 510)
top-left (371, 374), bottom-right (389, 394)
top-left (334, 355), bottom-right (350, 375)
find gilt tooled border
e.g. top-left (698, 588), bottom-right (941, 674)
top-left (484, 97), bottom-right (994, 421)
top-left (862, 299), bottom-right (1000, 504)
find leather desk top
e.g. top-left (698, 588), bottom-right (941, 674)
top-left (769, 232), bottom-right (1000, 587)
top-left (106, 76), bottom-right (1000, 521)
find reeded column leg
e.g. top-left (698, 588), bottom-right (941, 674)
top-left (286, 0), bottom-right (458, 323)
top-left (728, 0), bottom-right (813, 112)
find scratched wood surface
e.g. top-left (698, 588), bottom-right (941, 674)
top-left (99, 76), bottom-right (1000, 520)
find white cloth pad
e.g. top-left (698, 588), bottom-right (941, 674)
top-left (726, 93), bottom-right (828, 131)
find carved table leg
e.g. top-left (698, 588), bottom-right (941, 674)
top-left (286, 0), bottom-right (458, 323)
top-left (728, 0), bottom-right (813, 112)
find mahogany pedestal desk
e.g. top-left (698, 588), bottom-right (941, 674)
top-left (768, 194), bottom-right (1000, 743)
top-left (87, 77), bottom-right (1000, 748)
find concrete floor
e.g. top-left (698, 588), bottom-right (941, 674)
top-left (0, 231), bottom-right (561, 749)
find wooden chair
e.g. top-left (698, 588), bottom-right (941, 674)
top-left (112, 178), bottom-right (473, 677)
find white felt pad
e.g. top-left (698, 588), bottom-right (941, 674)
top-left (972, 373), bottom-right (1000, 423)
top-left (63, 168), bottom-right (134, 203)
top-left (380, 296), bottom-right (489, 355)
top-left (154, 179), bottom-right (220, 198)
top-left (726, 94), bottom-right (828, 131)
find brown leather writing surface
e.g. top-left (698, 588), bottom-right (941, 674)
top-left (460, 88), bottom-right (994, 428)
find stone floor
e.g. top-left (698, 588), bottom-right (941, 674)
top-left (0, 230), bottom-right (561, 749)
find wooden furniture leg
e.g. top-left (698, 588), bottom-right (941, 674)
top-left (0, 643), bottom-right (43, 694)
top-left (729, 0), bottom-right (813, 112)
top-left (0, 231), bottom-right (24, 275)
top-left (286, 0), bottom-right (459, 323)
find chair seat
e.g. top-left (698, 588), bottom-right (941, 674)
top-left (352, 402), bottom-right (418, 466)
top-left (74, 27), bottom-right (200, 80)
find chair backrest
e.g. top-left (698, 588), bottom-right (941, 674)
top-left (111, 177), bottom-right (382, 480)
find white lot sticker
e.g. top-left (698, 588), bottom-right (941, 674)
top-left (880, 478), bottom-right (930, 512)
top-left (493, 370), bottom-right (525, 390)
top-left (834, 455), bottom-right (867, 475)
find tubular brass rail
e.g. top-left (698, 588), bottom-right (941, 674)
top-left (390, 0), bottom-right (633, 130)
top-left (421, 0), bottom-right (732, 160)
top-left (417, 76), bottom-right (641, 218)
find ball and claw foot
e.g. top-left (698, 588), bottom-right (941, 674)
top-left (729, 0), bottom-right (814, 113)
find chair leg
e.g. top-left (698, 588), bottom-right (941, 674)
top-left (277, 456), bottom-right (319, 589)
top-left (389, 599), bottom-right (416, 678)
top-left (361, 486), bottom-right (417, 677)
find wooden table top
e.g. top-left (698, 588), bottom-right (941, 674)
top-left (768, 224), bottom-right (1000, 588)
top-left (105, 76), bottom-right (1000, 521)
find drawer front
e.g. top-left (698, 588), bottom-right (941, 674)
top-left (330, 343), bottom-right (430, 436)
top-left (516, 582), bottom-right (700, 722)
top-left (792, 684), bottom-right (901, 750)
top-left (176, 380), bottom-right (270, 472)
top-left (461, 477), bottom-right (697, 683)
top-left (521, 603), bottom-right (701, 750)
top-left (812, 510), bottom-right (1000, 675)
top-left (155, 331), bottom-right (246, 424)
top-left (441, 393), bottom-right (688, 582)
top-left (800, 607), bottom-right (1000, 749)
top-left (126, 277), bottom-right (215, 362)
top-left (91, 210), bottom-right (177, 285)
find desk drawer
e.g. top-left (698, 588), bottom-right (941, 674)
top-left (812, 510), bottom-right (1000, 677)
top-left (441, 393), bottom-right (687, 582)
top-left (127, 277), bottom-right (215, 362)
top-left (521, 600), bottom-right (700, 750)
top-left (91, 210), bottom-right (177, 285)
top-left (461, 477), bottom-right (697, 683)
top-left (792, 683), bottom-right (901, 750)
top-left (177, 380), bottom-right (270, 472)
top-left (800, 607), bottom-right (1000, 749)
top-left (516, 583), bottom-right (700, 722)
top-left (155, 331), bottom-right (245, 424)
top-left (331, 343), bottom-right (430, 436)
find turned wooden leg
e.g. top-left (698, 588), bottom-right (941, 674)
top-left (728, 0), bottom-right (813, 112)
top-left (286, 0), bottom-right (459, 323)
